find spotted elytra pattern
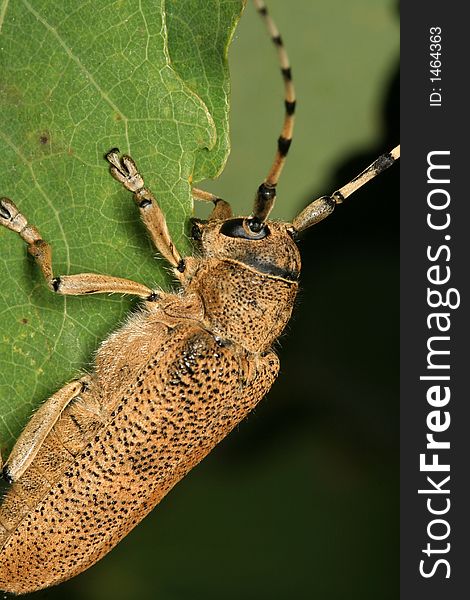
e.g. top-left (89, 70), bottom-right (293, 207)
top-left (0, 287), bottom-right (283, 592)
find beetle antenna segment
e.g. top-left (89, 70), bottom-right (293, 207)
top-left (292, 145), bottom-right (400, 232)
top-left (332, 145), bottom-right (400, 204)
top-left (252, 0), bottom-right (296, 222)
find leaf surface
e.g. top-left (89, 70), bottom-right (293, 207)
top-left (0, 0), bottom-right (244, 453)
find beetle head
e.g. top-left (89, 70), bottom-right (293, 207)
top-left (191, 217), bottom-right (301, 282)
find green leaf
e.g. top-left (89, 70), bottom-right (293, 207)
top-left (167, 0), bottom-right (245, 181)
top-left (0, 0), bottom-right (244, 455)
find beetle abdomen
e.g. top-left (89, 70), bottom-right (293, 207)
top-left (0, 324), bottom-right (279, 594)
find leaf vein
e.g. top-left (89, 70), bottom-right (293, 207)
top-left (22, 0), bottom-right (129, 124)
top-left (0, 0), bottom-right (9, 34)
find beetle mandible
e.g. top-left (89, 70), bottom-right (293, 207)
top-left (0, 0), bottom-right (400, 593)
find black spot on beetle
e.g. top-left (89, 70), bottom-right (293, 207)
top-left (2, 465), bottom-right (13, 484)
top-left (281, 67), bottom-right (292, 81)
top-left (375, 152), bottom-right (394, 171)
top-left (0, 202), bottom-right (11, 220)
top-left (285, 100), bottom-right (296, 115)
top-left (277, 135), bottom-right (292, 156)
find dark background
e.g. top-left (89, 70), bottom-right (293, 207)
top-left (6, 2), bottom-right (399, 598)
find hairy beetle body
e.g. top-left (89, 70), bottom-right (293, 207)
top-left (0, 235), bottom-right (299, 593)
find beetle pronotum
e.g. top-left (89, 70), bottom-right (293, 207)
top-left (0, 0), bottom-right (399, 594)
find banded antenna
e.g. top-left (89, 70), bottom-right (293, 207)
top-left (293, 145), bottom-right (401, 232)
top-left (252, 0), bottom-right (296, 225)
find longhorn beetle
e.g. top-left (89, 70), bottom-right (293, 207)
top-left (0, 0), bottom-right (399, 593)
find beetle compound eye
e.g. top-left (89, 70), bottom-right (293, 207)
top-left (220, 218), bottom-right (269, 240)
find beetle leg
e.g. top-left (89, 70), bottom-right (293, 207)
top-left (105, 149), bottom-right (184, 273)
top-left (192, 188), bottom-right (233, 220)
top-left (1, 376), bottom-right (91, 484)
top-left (0, 198), bottom-right (157, 300)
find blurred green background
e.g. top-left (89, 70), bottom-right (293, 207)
top-left (9, 1), bottom-right (399, 598)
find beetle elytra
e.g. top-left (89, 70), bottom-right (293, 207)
top-left (0, 0), bottom-right (399, 594)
